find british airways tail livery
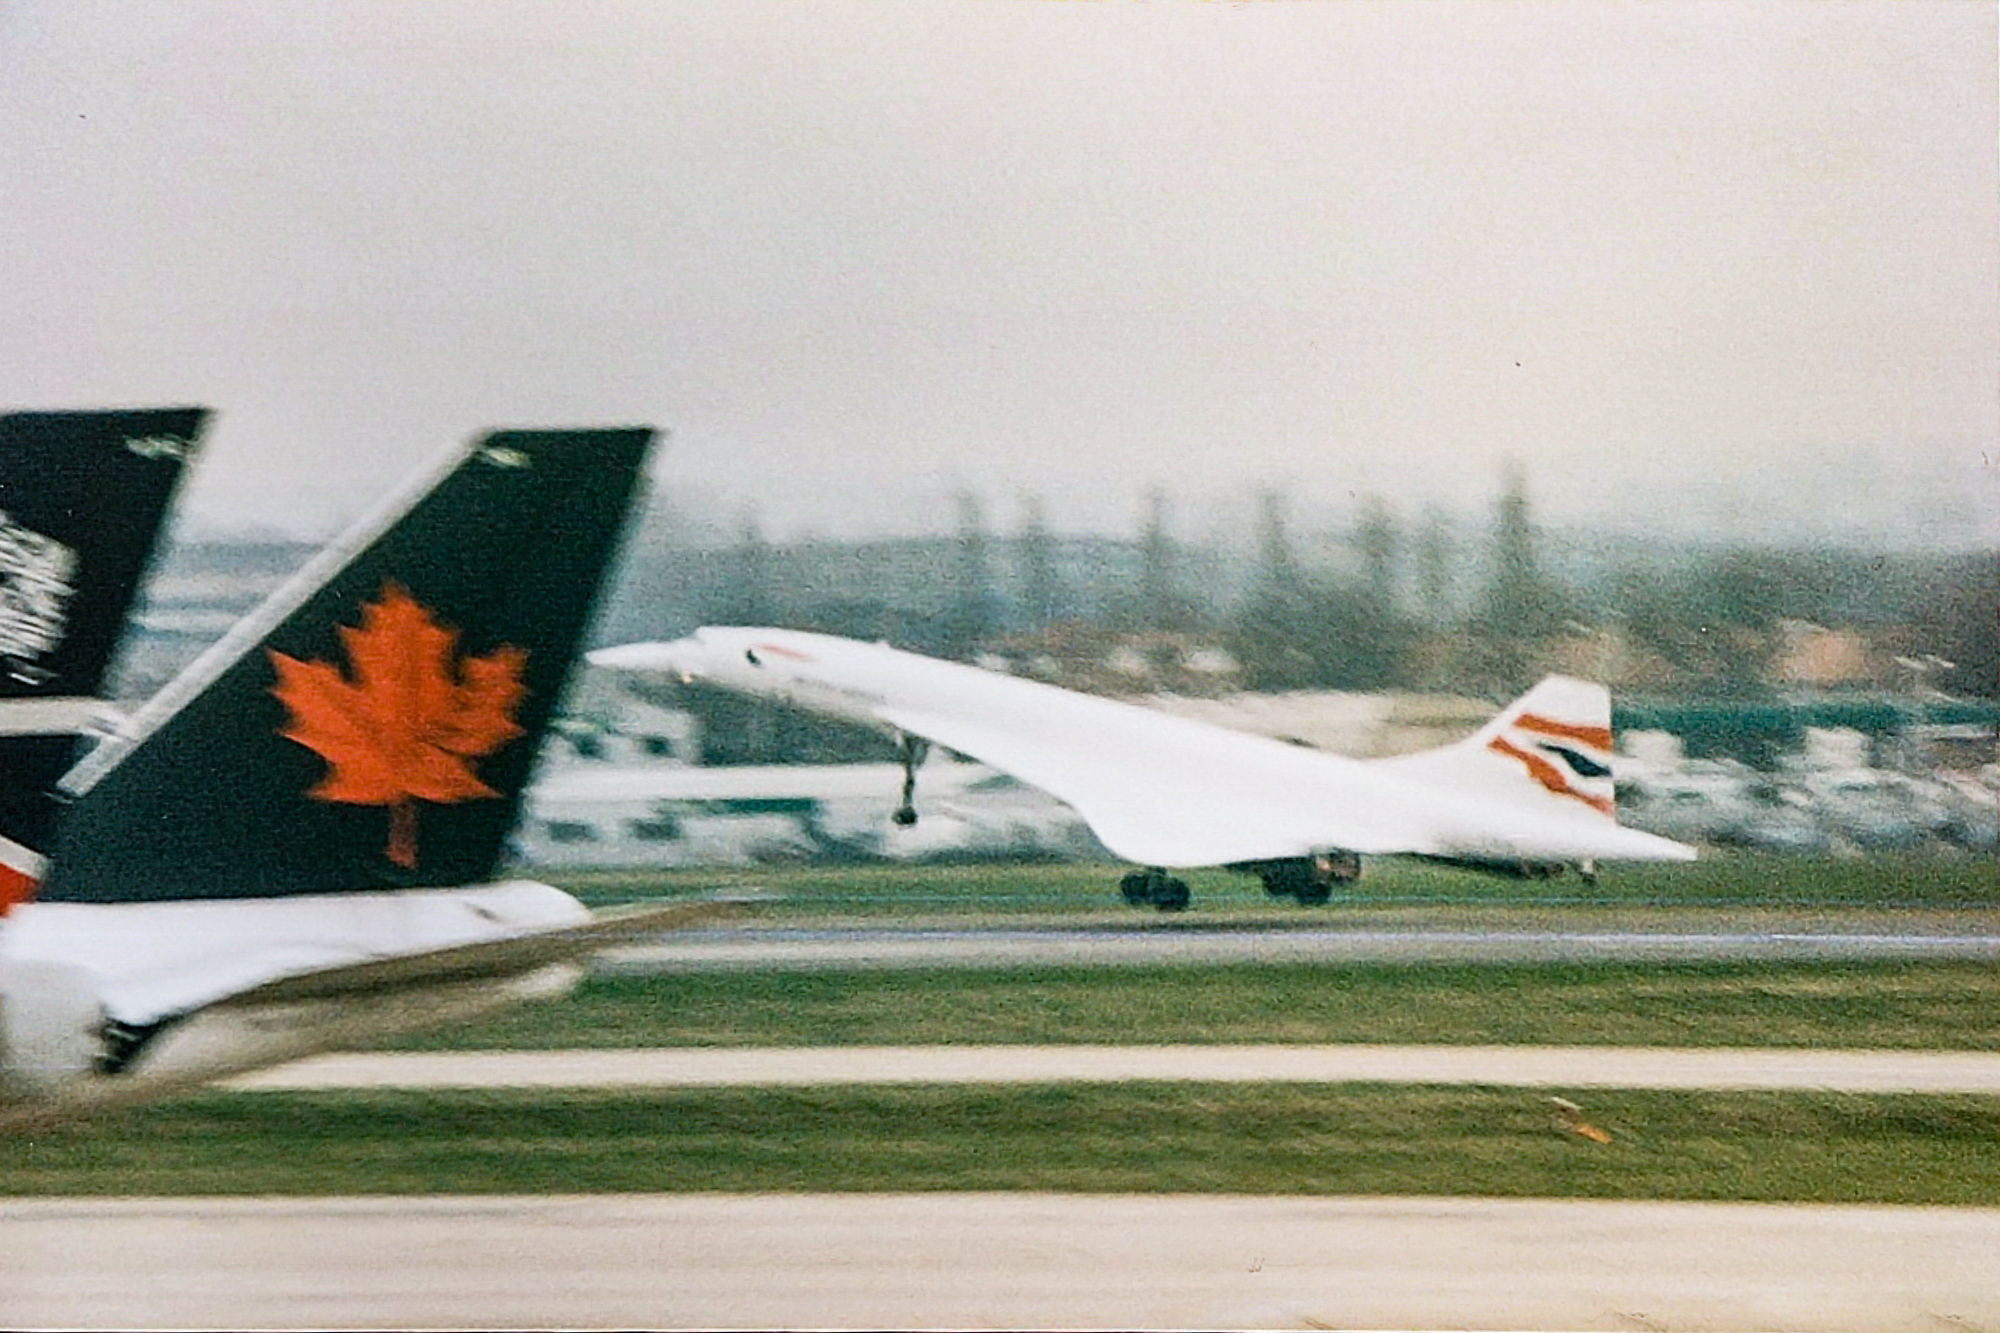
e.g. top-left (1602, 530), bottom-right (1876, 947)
top-left (0, 407), bottom-right (206, 912)
top-left (592, 627), bottom-right (1695, 910)
top-left (1, 426), bottom-right (722, 1125)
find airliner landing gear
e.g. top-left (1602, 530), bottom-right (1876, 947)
top-left (891, 734), bottom-right (930, 826)
top-left (1247, 853), bottom-right (1360, 906)
top-left (1119, 867), bottom-right (1191, 912)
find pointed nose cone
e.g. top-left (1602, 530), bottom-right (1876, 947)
top-left (587, 639), bottom-right (699, 672)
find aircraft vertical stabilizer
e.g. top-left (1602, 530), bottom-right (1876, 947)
top-left (0, 408), bottom-right (206, 909)
top-left (1374, 675), bottom-right (1618, 820)
top-left (41, 428), bottom-right (654, 903)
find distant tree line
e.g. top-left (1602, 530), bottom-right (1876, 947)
top-left (690, 476), bottom-right (1996, 710)
top-left (1217, 473), bottom-right (1993, 702)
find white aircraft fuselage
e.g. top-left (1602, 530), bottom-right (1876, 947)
top-left (0, 883), bottom-right (585, 1119)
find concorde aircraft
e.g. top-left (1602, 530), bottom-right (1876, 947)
top-left (592, 627), bottom-right (1696, 910)
top-left (1, 424), bottom-right (721, 1125)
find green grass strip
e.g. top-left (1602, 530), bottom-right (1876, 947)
top-left (8, 1085), bottom-right (1998, 1204)
top-left (382, 960), bottom-right (2000, 1051)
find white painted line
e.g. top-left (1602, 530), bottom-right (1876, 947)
top-left (224, 1044), bottom-right (2000, 1093)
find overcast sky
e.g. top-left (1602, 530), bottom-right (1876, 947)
top-left (4, 1), bottom-right (1994, 550)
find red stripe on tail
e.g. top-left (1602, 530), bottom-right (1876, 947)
top-left (1513, 712), bottom-right (1613, 752)
top-left (1488, 735), bottom-right (1616, 816)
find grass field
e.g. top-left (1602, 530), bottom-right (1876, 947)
top-left (551, 850), bottom-right (1999, 916)
top-left (382, 959), bottom-right (2000, 1051)
top-left (11, 856), bottom-right (1992, 1204)
top-left (9, 1084), bottom-right (1999, 1204)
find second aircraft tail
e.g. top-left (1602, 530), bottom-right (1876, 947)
top-left (0, 407), bottom-right (206, 909)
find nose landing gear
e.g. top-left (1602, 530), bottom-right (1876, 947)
top-left (891, 733), bottom-right (930, 827)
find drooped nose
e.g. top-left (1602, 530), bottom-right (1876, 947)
top-left (587, 639), bottom-right (702, 675)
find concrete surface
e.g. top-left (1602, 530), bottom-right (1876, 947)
top-left (225, 1043), bottom-right (2000, 1093)
top-left (602, 921), bottom-right (2000, 971)
top-left (3, 1193), bottom-right (1994, 1330)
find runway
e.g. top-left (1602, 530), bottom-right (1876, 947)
top-left (65, 916), bottom-right (2000, 1331)
top-left (5, 1193), bottom-right (1995, 1330)
top-left (225, 1042), bottom-right (2000, 1093)
top-left (604, 919), bottom-right (2000, 970)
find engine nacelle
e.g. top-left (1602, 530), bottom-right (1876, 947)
top-left (1418, 855), bottom-right (1571, 881)
top-left (0, 960), bottom-right (104, 1104)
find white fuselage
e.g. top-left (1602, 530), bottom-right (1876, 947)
top-left (0, 880), bottom-right (587, 1121)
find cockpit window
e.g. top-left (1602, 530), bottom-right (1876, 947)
top-left (745, 648), bottom-right (762, 667)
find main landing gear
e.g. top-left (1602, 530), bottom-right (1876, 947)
top-left (1119, 867), bottom-right (1192, 912)
top-left (1115, 852), bottom-right (1363, 913)
top-left (1243, 853), bottom-right (1361, 906)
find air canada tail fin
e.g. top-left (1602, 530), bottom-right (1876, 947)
top-left (0, 407), bottom-right (206, 909)
top-left (1374, 675), bottom-right (1619, 821)
top-left (40, 427), bottom-right (656, 904)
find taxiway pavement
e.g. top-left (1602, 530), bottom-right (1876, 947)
top-left (603, 919), bottom-right (2000, 970)
top-left (5, 1193), bottom-right (1994, 1330)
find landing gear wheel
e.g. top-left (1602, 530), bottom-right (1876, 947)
top-left (1120, 868), bottom-right (1191, 912)
top-left (1294, 852), bottom-right (1361, 906)
top-left (1291, 876), bottom-right (1332, 907)
top-left (1256, 857), bottom-right (1347, 906)
top-left (1259, 868), bottom-right (1297, 898)
top-left (1149, 874), bottom-right (1191, 912)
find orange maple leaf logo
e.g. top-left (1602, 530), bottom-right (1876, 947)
top-left (268, 582), bottom-right (528, 869)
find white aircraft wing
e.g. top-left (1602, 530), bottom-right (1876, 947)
top-left (209, 897), bottom-right (736, 1007)
top-left (874, 693), bottom-right (1686, 870)
top-left (876, 703), bottom-right (1430, 867)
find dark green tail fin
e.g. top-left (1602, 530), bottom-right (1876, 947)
top-left (41, 427), bottom-right (655, 903)
top-left (0, 407), bottom-right (205, 906)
